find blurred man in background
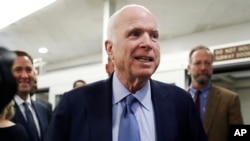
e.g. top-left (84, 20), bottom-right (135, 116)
top-left (11, 50), bottom-right (52, 141)
top-left (73, 79), bottom-right (86, 88)
top-left (187, 45), bottom-right (243, 141)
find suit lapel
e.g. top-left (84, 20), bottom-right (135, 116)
top-left (13, 102), bottom-right (27, 125)
top-left (203, 85), bottom-right (221, 133)
top-left (32, 101), bottom-right (45, 136)
top-left (151, 80), bottom-right (177, 141)
top-left (13, 102), bottom-right (33, 137)
top-left (86, 78), bottom-right (178, 141)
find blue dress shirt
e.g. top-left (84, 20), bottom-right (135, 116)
top-left (189, 83), bottom-right (211, 122)
top-left (112, 72), bottom-right (156, 141)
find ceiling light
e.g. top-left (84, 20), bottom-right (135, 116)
top-left (0, 0), bottom-right (56, 29)
top-left (38, 47), bottom-right (48, 54)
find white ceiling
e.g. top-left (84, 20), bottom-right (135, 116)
top-left (1, 0), bottom-right (250, 72)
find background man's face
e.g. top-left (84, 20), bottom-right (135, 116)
top-left (12, 56), bottom-right (35, 95)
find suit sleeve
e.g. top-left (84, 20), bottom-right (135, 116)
top-left (229, 94), bottom-right (244, 124)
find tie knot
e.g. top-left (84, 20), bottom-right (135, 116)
top-left (125, 95), bottom-right (137, 107)
top-left (23, 102), bottom-right (29, 107)
top-left (196, 90), bottom-right (201, 95)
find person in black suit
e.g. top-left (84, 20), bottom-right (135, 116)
top-left (11, 50), bottom-right (52, 141)
top-left (45, 4), bottom-right (207, 141)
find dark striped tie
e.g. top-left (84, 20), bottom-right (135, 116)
top-left (194, 90), bottom-right (201, 115)
top-left (23, 102), bottom-right (40, 141)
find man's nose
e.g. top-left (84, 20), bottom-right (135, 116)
top-left (140, 33), bottom-right (153, 49)
top-left (199, 63), bottom-right (210, 69)
top-left (20, 71), bottom-right (29, 78)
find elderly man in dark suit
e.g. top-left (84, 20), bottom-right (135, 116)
top-left (45, 4), bottom-right (207, 141)
top-left (187, 45), bottom-right (243, 141)
top-left (11, 50), bottom-right (52, 141)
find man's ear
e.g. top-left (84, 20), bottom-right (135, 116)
top-left (105, 40), bottom-right (113, 59)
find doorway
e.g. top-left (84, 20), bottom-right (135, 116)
top-left (212, 62), bottom-right (250, 124)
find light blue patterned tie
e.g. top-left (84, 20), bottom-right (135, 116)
top-left (118, 94), bottom-right (141, 141)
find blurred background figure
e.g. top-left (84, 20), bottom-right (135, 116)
top-left (11, 50), bottom-right (52, 141)
top-left (187, 45), bottom-right (243, 141)
top-left (0, 47), bottom-right (30, 141)
top-left (105, 57), bottom-right (114, 76)
top-left (73, 79), bottom-right (86, 88)
top-left (30, 73), bottom-right (52, 112)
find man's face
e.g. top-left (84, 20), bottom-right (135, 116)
top-left (108, 7), bottom-right (160, 80)
top-left (12, 56), bottom-right (35, 95)
top-left (188, 49), bottom-right (213, 85)
top-left (74, 82), bottom-right (85, 88)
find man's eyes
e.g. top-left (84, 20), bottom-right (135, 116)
top-left (13, 68), bottom-right (33, 72)
top-left (130, 30), bottom-right (140, 37)
top-left (150, 32), bottom-right (159, 40)
top-left (129, 30), bottom-right (159, 41)
top-left (193, 62), bottom-right (212, 66)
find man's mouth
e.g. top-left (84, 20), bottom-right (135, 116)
top-left (135, 57), bottom-right (153, 62)
top-left (18, 81), bottom-right (29, 86)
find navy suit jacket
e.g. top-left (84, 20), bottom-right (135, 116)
top-left (45, 77), bottom-right (207, 141)
top-left (12, 100), bottom-right (52, 141)
top-left (36, 98), bottom-right (53, 112)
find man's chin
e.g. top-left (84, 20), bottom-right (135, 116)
top-left (194, 76), bottom-right (210, 84)
top-left (18, 89), bottom-right (31, 94)
top-left (136, 71), bottom-right (153, 79)
top-left (197, 78), bottom-right (210, 85)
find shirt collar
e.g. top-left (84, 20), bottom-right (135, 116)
top-left (14, 94), bottom-right (32, 106)
top-left (112, 72), bottom-right (152, 111)
top-left (189, 81), bottom-right (211, 94)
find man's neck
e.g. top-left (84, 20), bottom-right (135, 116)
top-left (17, 93), bottom-right (29, 101)
top-left (191, 81), bottom-right (208, 90)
